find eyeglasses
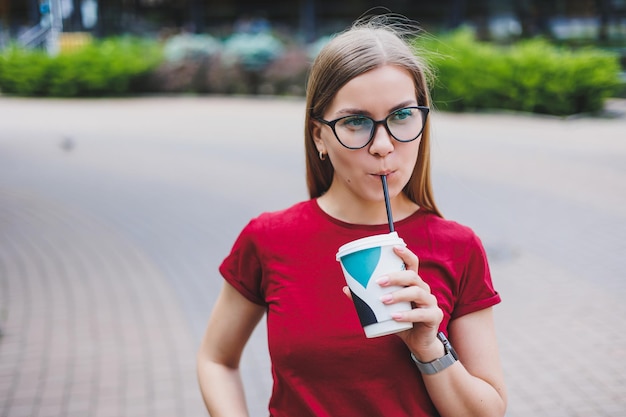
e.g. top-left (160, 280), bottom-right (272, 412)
top-left (315, 106), bottom-right (429, 150)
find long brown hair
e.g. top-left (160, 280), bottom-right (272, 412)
top-left (304, 16), bottom-right (442, 217)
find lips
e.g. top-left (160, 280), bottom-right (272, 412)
top-left (372, 170), bottom-right (394, 177)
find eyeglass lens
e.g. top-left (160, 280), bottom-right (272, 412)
top-left (334, 107), bottom-right (426, 149)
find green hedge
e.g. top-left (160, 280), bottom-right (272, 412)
top-left (417, 30), bottom-right (623, 116)
top-left (0, 37), bottom-right (162, 97)
top-left (1, 31), bottom-right (622, 116)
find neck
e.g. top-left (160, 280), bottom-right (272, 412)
top-left (317, 190), bottom-right (418, 226)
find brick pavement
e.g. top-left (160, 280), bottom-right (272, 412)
top-left (0, 97), bottom-right (625, 417)
top-left (0, 187), bottom-right (205, 417)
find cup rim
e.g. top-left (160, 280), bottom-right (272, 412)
top-left (336, 231), bottom-right (405, 260)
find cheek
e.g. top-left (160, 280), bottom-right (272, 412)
top-left (327, 154), bottom-right (359, 187)
top-left (329, 151), bottom-right (358, 177)
top-left (404, 142), bottom-right (421, 167)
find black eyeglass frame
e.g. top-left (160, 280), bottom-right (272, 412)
top-left (314, 106), bottom-right (430, 150)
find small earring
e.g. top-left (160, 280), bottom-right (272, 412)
top-left (319, 151), bottom-right (327, 161)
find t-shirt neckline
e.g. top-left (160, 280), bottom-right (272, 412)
top-left (310, 198), bottom-right (424, 232)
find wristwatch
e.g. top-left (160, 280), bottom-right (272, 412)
top-left (410, 332), bottom-right (459, 375)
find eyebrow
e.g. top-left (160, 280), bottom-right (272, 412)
top-left (333, 100), bottom-right (418, 118)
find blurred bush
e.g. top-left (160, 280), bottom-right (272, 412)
top-left (418, 29), bottom-right (623, 116)
top-left (222, 32), bottom-right (284, 71)
top-left (163, 33), bottom-right (221, 62)
top-left (0, 37), bottom-right (162, 97)
top-left (150, 31), bottom-right (309, 96)
top-left (220, 32), bottom-right (285, 95)
top-left (1, 29), bottom-right (621, 116)
top-left (151, 33), bottom-right (221, 93)
top-left (0, 47), bottom-right (49, 96)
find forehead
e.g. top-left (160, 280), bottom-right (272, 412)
top-left (326, 65), bottom-right (417, 116)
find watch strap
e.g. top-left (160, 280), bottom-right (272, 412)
top-left (410, 332), bottom-right (458, 375)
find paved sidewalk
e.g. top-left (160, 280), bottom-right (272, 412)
top-left (0, 97), bottom-right (625, 417)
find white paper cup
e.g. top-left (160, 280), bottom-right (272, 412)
top-left (336, 232), bottom-right (413, 338)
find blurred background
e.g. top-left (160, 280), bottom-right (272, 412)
top-left (1, 2), bottom-right (626, 417)
top-left (0, 0), bottom-right (624, 111)
top-left (3, 0), bottom-right (626, 42)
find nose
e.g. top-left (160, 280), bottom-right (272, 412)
top-left (368, 123), bottom-right (394, 156)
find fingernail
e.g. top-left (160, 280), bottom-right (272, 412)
top-left (392, 312), bottom-right (404, 320)
top-left (376, 276), bottom-right (389, 285)
top-left (380, 294), bottom-right (393, 303)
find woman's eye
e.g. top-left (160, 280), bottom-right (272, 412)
top-left (341, 116), bottom-right (370, 130)
top-left (391, 108), bottom-right (413, 121)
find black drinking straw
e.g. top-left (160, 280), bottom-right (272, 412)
top-left (380, 175), bottom-right (394, 233)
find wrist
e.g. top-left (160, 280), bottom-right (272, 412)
top-left (410, 338), bottom-right (445, 363)
top-left (410, 332), bottom-right (459, 375)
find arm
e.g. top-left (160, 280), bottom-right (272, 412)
top-left (380, 246), bottom-right (507, 417)
top-left (421, 309), bottom-right (507, 417)
top-left (197, 282), bottom-right (266, 417)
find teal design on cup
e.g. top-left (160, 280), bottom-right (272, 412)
top-left (339, 247), bottom-right (381, 289)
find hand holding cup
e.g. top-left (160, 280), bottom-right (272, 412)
top-left (375, 245), bottom-right (444, 353)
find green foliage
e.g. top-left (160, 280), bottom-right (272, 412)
top-left (417, 29), bottom-right (623, 115)
top-left (0, 37), bottom-right (162, 97)
top-left (0, 47), bottom-right (49, 95)
top-left (1, 30), bottom-right (621, 115)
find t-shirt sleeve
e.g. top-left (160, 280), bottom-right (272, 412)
top-left (452, 232), bottom-right (501, 319)
top-left (219, 218), bottom-right (267, 306)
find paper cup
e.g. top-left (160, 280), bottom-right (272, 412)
top-left (336, 232), bottom-right (413, 338)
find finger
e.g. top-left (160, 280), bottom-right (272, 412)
top-left (381, 284), bottom-right (437, 308)
top-left (377, 270), bottom-right (430, 292)
top-left (393, 245), bottom-right (419, 272)
top-left (393, 305), bottom-right (443, 326)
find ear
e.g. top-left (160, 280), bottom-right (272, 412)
top-left (311, 119), bottom-right (326, 154)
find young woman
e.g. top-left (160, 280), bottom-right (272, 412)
top-left (198, 16), bottom-right (507, 417)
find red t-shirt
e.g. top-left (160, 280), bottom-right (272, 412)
top-left (219, 199), bottom-right (500, 417)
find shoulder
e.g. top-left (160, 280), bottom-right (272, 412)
top-left (245, 199), bottom-right (320, 236)
top-left (419, 211), bottom-right (481, 246)
top-left (399, 211), bottom-right (487, 264)
top-left (226, 200), bottom-right (318, 259)
top-left (230, 199), bottom-right (329, 263)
